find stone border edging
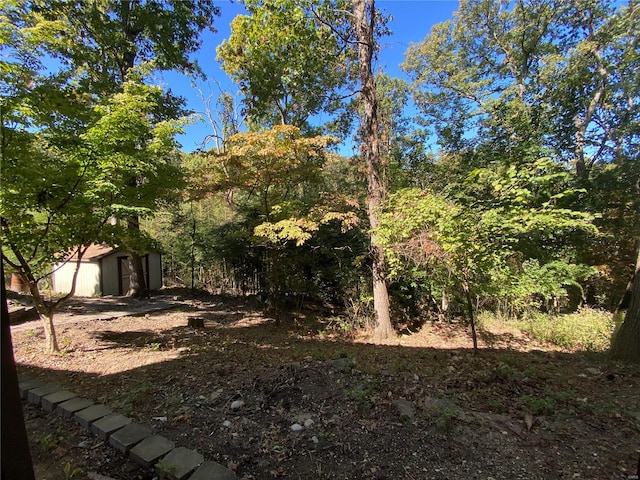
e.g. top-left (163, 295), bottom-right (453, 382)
top-left (18, 374), bottom-right (237, 480)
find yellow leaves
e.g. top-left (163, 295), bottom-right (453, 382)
top-left (194, 125), bottom-right (336, 198)
top-left (191, 125), bottom-right (354, 249)
top-left (254, 218), bottom-right (319, 246)
top-left (319, 211), bottom-right (359, 233)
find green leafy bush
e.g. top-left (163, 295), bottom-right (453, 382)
top-left (522, 308), bottom-right (614, 352)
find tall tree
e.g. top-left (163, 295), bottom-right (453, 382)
top-left (378, 157), bottom-right (598, 349)
top-left (610, 244), bottom-right (640, 362)
top-left (375, 73), bottom-right (431, 190)
top-left (2, 0), bottom-right (184, 350)
top-left (1, 75), bottom-right (182, 352)
top-left (1, 11), bottom-right (103, 351)
top-left (217, 0), bottom-right (354, 131)
top-left (193, 125), bottom-right (356, 322)
top-left (1, 262), bottom-right (36, 480)
top-left (402, 0), bottom-right (638, 173)
top-left (25, 0), bottom-right (220, 297)
top-left (354, 0), bottom-right (393, 341)
top-left (403, 0), bottom-right (640, 308)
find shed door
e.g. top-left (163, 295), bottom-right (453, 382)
top-left (118, 255), bottom-right (149, 295)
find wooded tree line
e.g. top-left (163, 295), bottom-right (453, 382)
top-left (1, 0), bottom-right (638, 359)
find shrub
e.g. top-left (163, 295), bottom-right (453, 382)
top-left (522, 307), bottom-right (614, 352)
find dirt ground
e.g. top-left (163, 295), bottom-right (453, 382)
top-left (10, 289), bottom-right (640, 480)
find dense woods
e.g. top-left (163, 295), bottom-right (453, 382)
top-left (1, 0), bottom-right (639, 360)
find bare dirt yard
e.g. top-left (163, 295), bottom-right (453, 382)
top-left (10, 289), bottom-right (640, 480)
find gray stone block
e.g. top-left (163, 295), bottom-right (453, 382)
top-left (129, 435), bottom-right (175, 468)
top-left (18, 379), bottom-right (46, 399)
top-left (74, 404), bottom-right (112, 429)
top-left (41, 390), bottom-right (77, 412)
top-left (156, 447), bottom-right (203, 480)
top-left (91, 413), bottom-right (132, 440)
top-left (56, 397), bottom-right (94, 418)
top-left (189, 461), bottom-right (237, 480)
top-left (27, 384), bottom-right (60, 405)
top-left (109, 422), bottom-right (151, 454)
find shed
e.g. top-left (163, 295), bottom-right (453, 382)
top-left (53, 244), bottom-right (162, 297)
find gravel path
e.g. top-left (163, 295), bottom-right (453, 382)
top-left (9, 295), bottom-right (183, 333)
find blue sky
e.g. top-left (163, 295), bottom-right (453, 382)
top-left (158, 1), bottom-right (460, 152)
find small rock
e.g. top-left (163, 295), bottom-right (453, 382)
top-left (304, 418), bottom-right (314, 428)
top-left (222, 420), bottom-right (232, 428)
top-left (230, 400), bottom-right (245, 410)
top-left (328, 357), bottom-right (352, 370)
top-left (585, 367), bottom-right (601, 375)
top-left (311, 435), bottom-right (319, 444)
top-left (290, 423), bottom-right (303, 431)
top-left (208, 390), bottom-right (223, 403)
top-left (152, 416), bottom-right (167, 422)
top-left (393, 400), bottom-right (416, 419)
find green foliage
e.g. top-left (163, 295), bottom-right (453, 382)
top-left (82, 77), bottom-right (185, 252)
top-left (1, 76), bottom-right (184, 273)
top-left (217, 0), bottom-right (355, 130)
top-left (23, 0), bottom-right (219, 90)
top-left (155, 458), bottom-right (179, 480)
top-left (434, 406), bottom-right (457, 432)
top-left (403, 0), bottom-right (640, 310)
top-left (378, 153), bottom-right (598, 323)
top-left (163, 126), bottom-right (368, 308)
top-left (492, 260), bottom-right (597, 316)
top-left (39, 433), bottom-right (57, 453)
top-left (1, 0), bottom-right (195, 349)
top-left (522, 308), bottom-right (615, 352)
top-left (520, 394), bottom-right (556, 416)
top-left (63, 462), bottom-right (82, 480)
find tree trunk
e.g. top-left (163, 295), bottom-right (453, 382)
top-left (463, 280), bottom-right (478, 353)
top-left (270, 247), bottom-right (282, 326)
top-left (6, 244), bottom-right (87, 354)
top-left (610, 243), bottom-right (640, 362)
top-left (126, 252), bottom-right (148, 298)
top-left (126, 216), bottom-right (149, 298)
top-left (614, 271), bottom-right (634, 314)
top-left (191, 201), bottom-right (196, 290)
top-left (23, 273), bottom-right (61, 354)
top-left (573, 47), bottom-right (607, 182)
top-left (354, 0), bottom-right (394, 342)
top-left (1, 262), bottom-right (36, 480)
top-left (27, 282), bottom-right (60, 353)
top-left (41, 312), bottom-right (60, 354)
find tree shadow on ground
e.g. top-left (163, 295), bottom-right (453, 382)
top-left (13, 297), bottom-right (640, 480)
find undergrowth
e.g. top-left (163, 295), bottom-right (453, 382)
top-left (479, 307), bottom-right (615, 352)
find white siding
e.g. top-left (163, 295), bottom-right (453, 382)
top-left (101, 253), bottom-right (123, 296)
top-left (52, 248), bottom-right (162, 297)
top-left (53, 261), bottom-right (101, 297)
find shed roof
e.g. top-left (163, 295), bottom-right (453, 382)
top-left (66, 244), bottom-right (119, 262)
